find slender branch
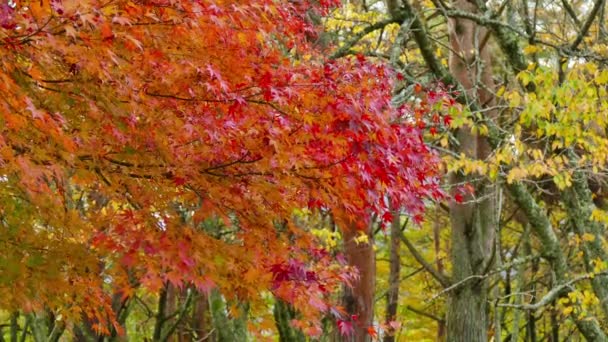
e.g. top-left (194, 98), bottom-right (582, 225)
top-left (401, 232), bottom-right (452, 288)
top-left (400, 3), bottom-right (456, 86)
top-left (134, 295), bottom-right (155, 317)
top-left (443, 9), bottom-right (529, 38)
top-left (472, 4), bottom-right (532, 91)
top-left (399, 0), bottom-right (480, 110)
top-left (405, 305), bottom-right (445, 323)
top-left (570, 0), bottom-right (605, 50)
top-left (152, 287), bottom-right (168, 341)
top-left (330, 16), bottom-right (405, 59)
top-left (498, 271), bottom-right (608, 311)
top-left (428, 255), bottom-right (539, 301)
top-left (561, 0), bottom-right (582, 27)
top-left (161, 290), bottom-right (194, 341)
top-left (203, 153), bottom-right (263, 172)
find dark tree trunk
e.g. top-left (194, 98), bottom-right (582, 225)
top-left (383, 208), bottom-right (401, 342)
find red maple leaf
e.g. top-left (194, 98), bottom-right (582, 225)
top-left (367, 326), bottom-right (378, 339)
top-left (454, 193), bottom-right (464, 203)
top-left (337, 320), bottom-right (354, 336)
top-left (444, 115), bottom-right (453, 126)
top-left (172, 176), bottom-right (187, 186)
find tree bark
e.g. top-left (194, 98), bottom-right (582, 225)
top-left (446, 1), bottom-right (498, 341)
top-left (274, 298), bottom-right (306, 342)
top-left (383, 209), bottom-right (401, 342)
top-left (342, 224), bottom-right (375, 342)
top-left (507, 183), bottom-right (608, 341)
top-left (152, 286), bottom-right (168, 342)
top-left (432, 207), bottom-right (446, 342)
top-left (562, 170), bottom-right (608, 317)
top-left (192, 291), bottom-right (213, 342)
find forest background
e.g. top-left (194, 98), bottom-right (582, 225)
top-left (1, 0), bottom-right (608, 341)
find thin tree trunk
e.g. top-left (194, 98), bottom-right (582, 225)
top-left (342, 223), bottom-right (375, 342)
top-left (524, 237), bottom-right (537, 342)
top-left (383, 208), bottom-right (401, 342)
top-left (164, 285), bottom-right (189, 342)
top-left (109, 292), bottom-right (131, 342)
top-left (166, 285), bottom-right (178, 342)
top-left (510, 226), bottom-right (530, 342)
top-left (153, 286), bottom-right (168, 341)
top-left (432, 207), bottom-right (446, 342)
top-left (10, 312), bottom-right (18, 342)
top-left (192, 291), bottom-right (213, 341)
top-left (274, 298), bottom-right (306, 342)
top-left (550, 299), bottom-right (559, 342)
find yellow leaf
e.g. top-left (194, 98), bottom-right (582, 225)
top-left (582, 233), bottom-right (596, 242)
top-left (496, 86), bottom-right (506, 97)
top-left (508, 91), bottom-right (521, 108)
top-left (354, 233), bottom-right (369, 245)
top-left (597, 70), bottom-right (608, 85)
top-left (523, 45), bottom-right (539, 54)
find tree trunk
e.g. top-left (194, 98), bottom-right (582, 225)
top-left (446, 1), bottom-right (498, 341)
top-left (432, 207), bottom-right (446, 342)
top-left (164, 285), bottom-right (189, 342)
top-left (342, 224), bottom-right (375, 342)
top-left (152, 286), bottom-right (168, 342)
top-left (563, 170), bottom-right (608, 317)
top-left (383, 209), bottom-right (401, 342)
top-left (274, 298), bottom-right (306, 342)
top-left (10, 312), bottom-right (18, 342)
top-left (192, 291), bottom-right (213, 342)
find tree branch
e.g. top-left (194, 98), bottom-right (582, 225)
top-left (570, 0), bottom-right (605, 50)
top-left (561, 0), bottom-right (582, 27)
top-left (401, 232), bottom-right (452, 288)
top-left (405, 305), bottom-right (445, 323)
top-left (330, 16), bottom-right (405, 60)
top-left (498, 271), bottom-right (608, 311)
top-left (399, 3), bottom-right (457, 86)
top-left (428, 255), bottom-right (539, 301)
top-left (161, 290), bottom-right (193, 341)
top-left (443, 9), bottom-right (529, 38)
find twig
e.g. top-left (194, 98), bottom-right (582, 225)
top-left (428, 255), bottom-right (539, 301)
top-left (401, 229), bottom-right (452, 288)
top-left (570, 0), bottom-right (605, 50)
top-left (498, 271), bottom-right (608, 311)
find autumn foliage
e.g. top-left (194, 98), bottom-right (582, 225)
top-left (0, 0), bottom-right (442, 336)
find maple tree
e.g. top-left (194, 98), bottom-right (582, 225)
top-left (9, 0), bottom-right (608, 340)
top-left (0, 0), bottom-right (444, 339)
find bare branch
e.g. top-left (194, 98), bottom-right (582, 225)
top-left (401, 232), bottom-right (452, 288)
top-left (498, 271), bottom-right (608, 311)
top-left (428, 255), bottom-right (539, 301)
top-left (561, 0), bottom-right (582, 27)
top-left (405, 305), bottom-right (445, 323)
top-left (330, 16), bottom-right (405, 59)
top-left (571, 0), bottom-right (605, 50)
top-left (443, 9), bottom-right (529, 38)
